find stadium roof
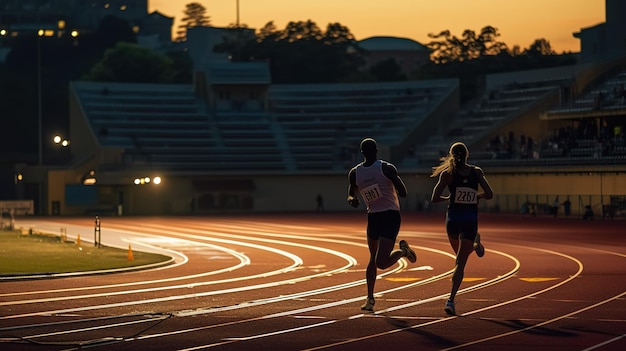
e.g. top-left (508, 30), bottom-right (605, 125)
top-left (358, 36), bottom-right (430, 52)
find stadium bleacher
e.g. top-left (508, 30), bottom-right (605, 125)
top-left (71, 79), bottom-right (458, 172)
top-left (70, 63), bottom-right (625, 175)
top-left (413, 77), bottom-right (572, 165)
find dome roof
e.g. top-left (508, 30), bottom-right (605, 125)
top-left (358, 36), bottom-right (429, 52)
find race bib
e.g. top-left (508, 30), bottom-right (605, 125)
top-left (360, 184), bottom-right (382, 204)
top-left (455, 187), bottom-right (478, 204)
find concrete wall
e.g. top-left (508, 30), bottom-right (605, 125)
top-left (65, 169), bottom-right (624, 217)
top-left (46, 165), bottom-right (626, 219)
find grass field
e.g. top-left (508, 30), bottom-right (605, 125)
top-left (0, 230), bottom-right (171, 277)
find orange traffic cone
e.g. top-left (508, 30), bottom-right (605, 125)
top-left (127, 244), bottom-right (134, 261)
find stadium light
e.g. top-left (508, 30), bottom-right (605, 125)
top-left (53, 134), bottom-right (70, 147)
top-left (82, 170), bottom-right (96, 185)
top-left (133, 175), bottom-right (162, 185)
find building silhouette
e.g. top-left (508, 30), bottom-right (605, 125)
top-left (0, 0), bottom-right (172, 43)
top-left (575, 0), bottom-right (626, 62)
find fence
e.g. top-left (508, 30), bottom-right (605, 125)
top-left (480, 194), bottom-right (624, 220)
top-left (414, 193), bottom-right (626, 220)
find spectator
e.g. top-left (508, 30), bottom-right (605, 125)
top-left (594, 91), bottom-right (604, 110)
top-left (563, 198), bottom-right (571, 217)
top-left (315, 194), bottom-right (324, 212)
top-left (583, 205), bottom-right (594, 220)
top-left (552, 196), bottom-right (559, 217)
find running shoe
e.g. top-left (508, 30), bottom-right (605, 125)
top-left (474, 232), bottom-right (485, 258)
top-left (399, 240), bottom-right (417, 263)
top-left (361, 297), bottom-right (375, 312)
top-left (445, 299), bottom-right (456, 316)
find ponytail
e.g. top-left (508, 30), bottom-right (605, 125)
top-left (430, 141), bottom-right (469, 178)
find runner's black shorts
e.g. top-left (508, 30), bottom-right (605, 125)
top-left (446, 219), bottom-right (478, 242)
top-left (367, 210), bottom-right (401, 240)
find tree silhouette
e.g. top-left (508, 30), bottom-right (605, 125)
top-left (525, 38), bottom-right (556, 57)
top-left (175, 2), bottom-right (211, 42)
top-left (427, 26), bottom-right (508, 64)
top-left (213, 20), bottom-right (365, 83)
top-left (84, 42), bottom-right (178, 83)
top-left (418, 25), bottom-right (576, 102)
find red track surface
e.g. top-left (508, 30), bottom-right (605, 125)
top-left (1, 213), bottom-right (625, 351)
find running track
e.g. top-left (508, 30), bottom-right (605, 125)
top-left (1, 212), bottom-right (625, 351)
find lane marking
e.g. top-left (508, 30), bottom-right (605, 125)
top-left (385, 277), bottom-right (422, 282)
top-left (299, 247), bottom-right (591, 351)
top-left (519, 277), bottom-right (560, 282)
top-left (8, 218), bottom-right (602, 351)
top-left (0, 228), bottom-right (366, 319)
top-left (581, 334), bottom-right (626, 351)
top-left (111, 248), bottom-right (517, 350)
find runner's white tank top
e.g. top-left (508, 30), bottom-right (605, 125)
top-left (355, 160), bottom-right (400, 213)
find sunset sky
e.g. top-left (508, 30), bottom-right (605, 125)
top-left (149, 0), bottom-right (605, 53)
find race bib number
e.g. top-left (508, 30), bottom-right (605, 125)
top-left (455, 187), bottom-right (478, 204)
top-left (360, 184), bottom-right (382, 204)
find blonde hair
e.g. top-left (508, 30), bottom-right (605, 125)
top-left (430, 142), bottom-right (469, 177)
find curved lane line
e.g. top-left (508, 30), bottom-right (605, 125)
top-left (0, 236), bottom-right (359, 319)
top-left (439, 246), bottom-right (625, 350)
top-left (0, 237), bottom-right (302, 309)
top-left (3, 243), bottom-right (517, 348)
top-left (87, 247), bottom-right (515, 348)
top-left (301, 246), bottom-right (588, 351)
top-left (12, 220), bottom-right (623, 351)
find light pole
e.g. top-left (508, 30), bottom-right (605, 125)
top-left (236, 0), bottom-right (240, 28)
top-left (37, 29), bottom-right (43, 166)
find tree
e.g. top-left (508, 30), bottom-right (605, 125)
top-left (426, 26), bottom-right (508, 64)
top-left (214, 20), bottom-right (365, 83)
top-left (418, 25), bottom-right (578, 103)
top-left (257, 21), bottom-right (279, 41)
top-left (175, 2), bottom-right (211, 42)
top-left (525, 38), bottom-right (556, 57)
top-left (165, 50), bottom-right (194, 83)
top-left (212, 25), bottom-right (257, 62)
top-left (84, 43), bottom-right (178, 83)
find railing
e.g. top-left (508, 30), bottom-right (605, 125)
top-left (413, 193), bottom-right (626, 220)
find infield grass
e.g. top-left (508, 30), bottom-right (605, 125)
top-left (0, 229), bottom-right (170, 276)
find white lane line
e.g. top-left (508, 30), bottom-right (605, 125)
top-left (166, 248), bottom-right (520, 351)
top-left (16, 219), bottom-right (622, 351)
top-left (294, 247), bottom-right (577, 351)
top-left (11, 245), bottom-right (515, 348)
top-left (581, 334), bottom-right (626, 351)
top-left (443, 291), bottom-right (626, 351)
top-left (3, 219), bottom-right (408, 297)
top-left (222, 320), bottom-right (337, 341)
top-left (0, 239), bottom-right (239, 297)
top-left (0, 240), bottom-right (251, 304)
top-left (303, 246), bottom-right (597, 351)
top-left (438, 246), bottom-right (626, 351)
top-left (86, 247), bottom-right (510, 350)
top-left (13, 248), bottom-right (452, 345)
top-left (24, 316), bottom-right (170, 340)
top-left (0, 238), bottom-right (358, 319)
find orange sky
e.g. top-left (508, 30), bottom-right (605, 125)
top-left (149, 0), bottom-right (605, 53)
